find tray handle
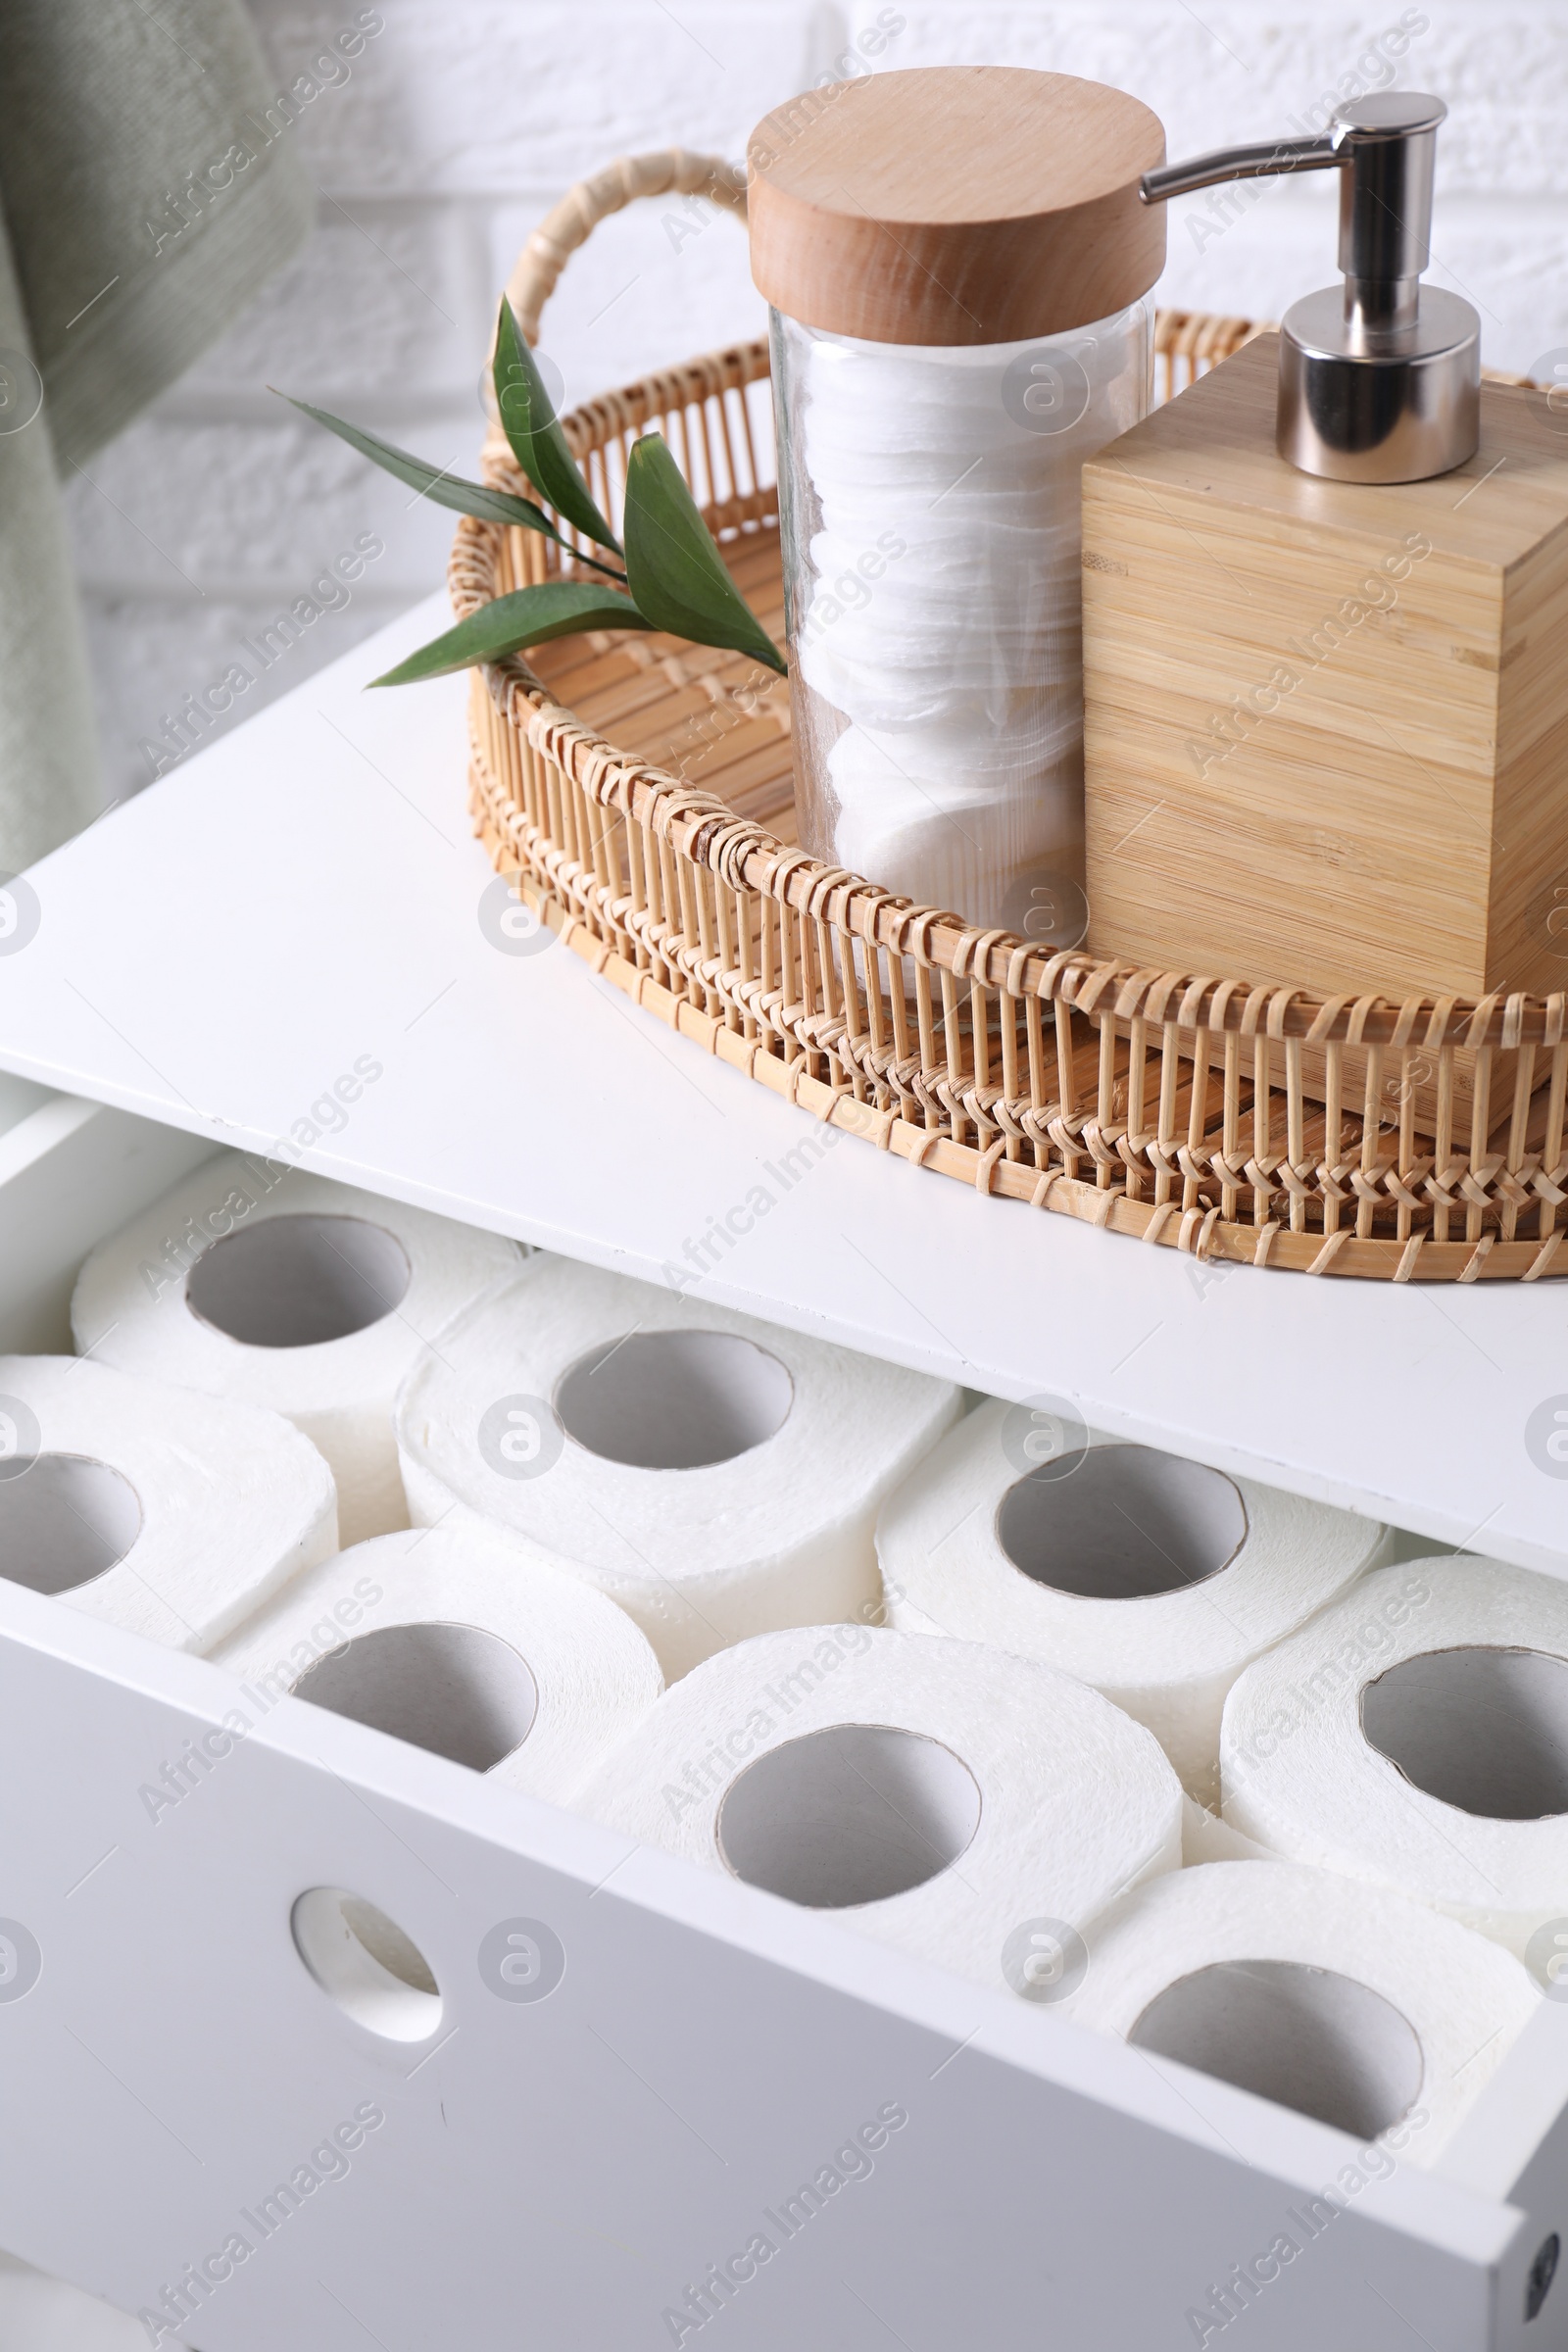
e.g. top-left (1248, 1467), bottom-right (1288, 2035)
top-left (507, 149), bottom-right (748, 344)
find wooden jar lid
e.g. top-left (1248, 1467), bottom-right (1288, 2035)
top-left (748, 67), bottom-right (1166, 346)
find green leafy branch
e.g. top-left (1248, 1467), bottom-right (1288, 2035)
top-left (273, 297), bottom-right (785, 686)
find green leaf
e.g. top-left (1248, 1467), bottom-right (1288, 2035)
top-left (623, 434), bottom-right (786, 675)
top-left (274, 391), bottom-right (625, 578)
top-left (493, 300), bottom-right (620, 552)
top-left (368, 581), bottom-right (654, 686)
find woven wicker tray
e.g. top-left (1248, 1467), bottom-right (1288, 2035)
top-left (453, 149), bottom-right (1566, 1285)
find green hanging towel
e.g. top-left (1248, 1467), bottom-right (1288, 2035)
top-left (0, 0), bottom-right (313, 871)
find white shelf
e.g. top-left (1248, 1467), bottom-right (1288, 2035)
top-left (3, 593), bottom-right (1563, 1572)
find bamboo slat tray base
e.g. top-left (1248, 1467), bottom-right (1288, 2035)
top-left (454, 166), bottom-right (1566, 1285)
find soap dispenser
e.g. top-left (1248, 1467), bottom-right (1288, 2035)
top-left (1080, 91), bottom-right (1568, 1018)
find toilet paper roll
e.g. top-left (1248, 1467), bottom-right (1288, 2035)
top-left (1221, 1556), bottom-right (1568, 1956)
top-left (72, 1152), bottom-right (520, 1544)
top-left (1181, 1792), bottom-right (1275, 1868)
top-left (879, 1400), bottom-right (1390, 1804)
top-left (0, 1354), bottom-right (336, 1648)
top-left (395, 1257), bottom-right (962, 1678)
top-left (574, 1624), bottom-right (1183, 1989)
top-left (214, 1527), bottom-right (662, 1803)
top-left (1066, 1861), bottom-right (1537, 2161)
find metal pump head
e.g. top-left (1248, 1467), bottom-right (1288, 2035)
top-left (1141, 93), bottom-right (1480, 482)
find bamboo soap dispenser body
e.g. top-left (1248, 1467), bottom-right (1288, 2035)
top-left (1082, 341), bottom-right (1568, 999)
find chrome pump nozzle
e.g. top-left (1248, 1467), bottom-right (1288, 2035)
top-left (1141, 94), bottom-right (1479, 482)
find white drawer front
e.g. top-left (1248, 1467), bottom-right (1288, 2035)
top-left (0, 1098), bottom-right (1562, 2352)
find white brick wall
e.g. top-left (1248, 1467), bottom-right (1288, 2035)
top-left (69, 0), bottom-right (1568, 805)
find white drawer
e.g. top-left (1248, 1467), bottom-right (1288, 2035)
top-left (0, 1090), bottom-right (1565, 2352)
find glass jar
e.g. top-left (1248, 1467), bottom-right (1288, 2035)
top-left (771, 300), bottom-right (1154, 941)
